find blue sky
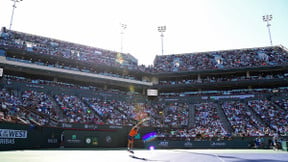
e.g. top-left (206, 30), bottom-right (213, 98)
top-left (0, 0), bottom-right (287, 66)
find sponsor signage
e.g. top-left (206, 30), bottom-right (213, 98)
top-left (84, 124), bottom-right (98, 129)
top-left (184, 141), bottom-right (193, 147)
top-left (158, 141), bottom-right (169, 147)
top-left (105, 136), bottom-right (112, 143)
top-left (147, 140), bottom-right (249, 149)
top-left (109, 125), bottom-right (122, 129)
top-left (61, 123), bottom-right (120, 130)
top-left (85, 137), bottom-right (98, 145)
top-left (0, 129), bottom-right (27, 138)
top-left (67, 134), bottom-right (81, 144)
top-left (210, 141), bottom-right (227, 147)
top-left (61, 123), bottom-right (73, 128)
top-left (0, 129), bottom-right (28, 145)
top-left (0, 139), bottom-right (15, 144)
top-left (48, 138), bottom-right (58, 144)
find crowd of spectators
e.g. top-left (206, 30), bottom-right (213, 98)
top-left (154, 102), bottom-right (226, 140)
top-left (1, 73), bottom-right (191, 129)
top-left (0, 87), bottom-right (55, 126)
top-left (190, 102), bottom-right (227, 139)
top-left (54, 94), bottom-right (102, 124)
top-left (21, 90), bottom-right (58, 121)
top-left (150, 46), bottom-right (288, 73)
top-left (161, 102), bottom-right (189, 128)
top-left (0, 27), bottom-right (140, 75)
top-left (82, 97), bottom-right (130, 125)
top-left (0, 88), bottom-right (21, 121)
top-left (222, 101), bottom-right (271, 136)
top-left (274, 97), bottom-right (288, 111)
top-left (248, 99), bottom-right (288, 135)
top-left (155, 99), bottom-right (288, 139)
top-left (4, 74), bottom-right (144, 101)
top-left (1, 27), bottom-right (288, 140)
top-left (159, 73), bottom-right (288, 86)
top-left (1, 81), bottom-right (288, 138)
top-left (2, 27), bottom-right (288, 75)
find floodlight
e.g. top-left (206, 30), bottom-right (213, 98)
top-left (262, 14), bottom-right (273, 46)
top-left (9, 0), bottom-right (23, 30)
top-left (158, 26), bottom-right (166, 55)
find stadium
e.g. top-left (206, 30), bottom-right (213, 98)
top-left (1, 1), bottom-right (288, 161)
top-left (1, 25), bottom-right (288, 161)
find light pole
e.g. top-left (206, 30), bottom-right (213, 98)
top-left (158, 26), bottom-right (166, 55)
top-left (9, 0), bottom-right (23, 30)
top-left (262, 14), bottom-right (273, 46)
top-left (120, 23), bottom-right (127, 53)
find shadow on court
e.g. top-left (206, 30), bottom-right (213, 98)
top-left (129, 154), bottom-right (170, 162)
top-left (174, 150), bottom-right (288, 162)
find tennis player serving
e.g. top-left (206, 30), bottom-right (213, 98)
top-left (127, 117), bottom-right (150, 153)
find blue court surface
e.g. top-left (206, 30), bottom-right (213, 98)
top-left (0, 149), bottom-right (287, 162)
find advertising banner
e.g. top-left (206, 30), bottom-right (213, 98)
top-left (0, 129), bottom-right (28, 145)
top-left (145, 140), bottom-right (250, 149)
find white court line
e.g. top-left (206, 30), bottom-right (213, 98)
top-left (213, 153), bottom-right (226, 162)
top-left (172, 149), bottom-right (226, 162)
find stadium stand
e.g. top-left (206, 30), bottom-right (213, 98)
top-left (152, 46), bottom-right (288, 73)
top-left (1, 27), bottom-right (288, 150)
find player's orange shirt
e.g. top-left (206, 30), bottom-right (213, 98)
top-left (129, 128), bottom-right (138, 137)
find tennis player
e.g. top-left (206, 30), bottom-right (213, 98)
top-left (127, 118), bottom-right (148, 153)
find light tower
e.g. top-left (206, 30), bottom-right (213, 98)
top-left (262, 14), bottom-right (273, 46)
top-left (9, 0), bottom-right (23, 30)
top-left (158, 26), bottom-right (166, 55)
top-left (120, 23), bottom-right (127, 53)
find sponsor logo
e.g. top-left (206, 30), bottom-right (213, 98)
top-left (0, 129), bottom-right (27, 145)
top-left (48, 138), bottom-right (58, 144)
top-left (0, 138), bottom-right (15, 144)
top-left (109, 126), bottom-right (122, 129)
top-left (210, 142), bottom-right (226, 146)
top-left (85, 137), bottom-right (98, 145)
top-left (184, 142), bottom-right (193, 147)
top-left (158, 141), bottom-right (168, 147)
top-left (85, 138), bottom-right (92, 144)
top-left (0, 129), bottom-right (27, 138)
top-left (91, 137), bottom-right (98, 145)
top-left (105, 136), bottom-right (112, 143)
top-left (67, 134), bottom-right (81, 144)
top-left (62, 123), bottom-right (73, 128)
top-left (84, 124), bottom-right (98, 129)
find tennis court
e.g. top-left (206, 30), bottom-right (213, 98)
top-left (0, 149), bottom-right (287, 162)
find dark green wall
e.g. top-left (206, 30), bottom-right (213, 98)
top-left (0, 122), bottom-right (62, 150)
top-left (1, 122), bottom-right (287, 150)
